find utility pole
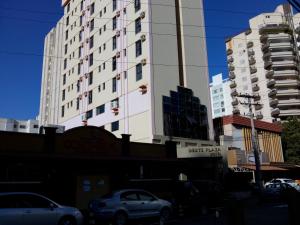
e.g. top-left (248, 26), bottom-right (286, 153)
top-left (237, 93), bottom-right (263, 192)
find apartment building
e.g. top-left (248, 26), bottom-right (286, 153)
top-left (39, 0), bottom-right (213, 145)
top-left (39, 18), bottom-right (64, 127)
top-left (0, 118), bottom-right (39, 133)
top-left (226, 4), bottom-right (300, 122)
top-left (210, 73), bottom-right (233, 118)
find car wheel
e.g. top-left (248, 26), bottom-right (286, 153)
top-left (113, 211), bottom-right (128, 225)
top-left (160, 207), bottom-right (171, 224)
top-left (58, 216), bottom-right (76, 225)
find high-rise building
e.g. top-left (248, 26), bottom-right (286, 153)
top-left (226, 4), bottom-right (300, 122)
top-left (0, 118), bottom-right (39, 134)
top-left (210, 73), bottom-right (233, 118)
top-left (39, 18), bottom-right (64, 127)
top-left (39, 0), bottom-right (214, 145)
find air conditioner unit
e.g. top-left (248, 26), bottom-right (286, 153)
top-left (111, 100), bottom-right (119, 109)
top-left (140, 34), bottom-right (146, 42)
top-left (116, 30), bottom-right (121, 37)
top-left (139, 84), bottom-right (147, 94)
top-left (116, 74), bottom-right (121, 80)
top-left (141, 58), bottom-right (147, 66)
top-left (140, 11), bottom-right (146, 19)
top-left (81, 113), bottom-right (87, 121)
top-left (116, 51), bottom-right (121, 58)
top-left (116, 11), bottom-right (121, 17)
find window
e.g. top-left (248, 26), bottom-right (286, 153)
top-left (80, 15), bottom-right (83, 26)
top-left (135, 18), bottom-right (141, 34)
top-left (64, 44), bottom-right (68, 55)
top-left (62, 89), bottom-right (66, 101)
top-left (77, 80), bottom-right (80, 92)
top-left (136, 63), bottom-right (142, 81)
top-left (90, 3), bottom-right (95, 15)
top-left (88, 90), bottom-right (93, 104)
top-left (104, 7), bottom-right (106, 13)
top-left (89, 53), bottom-right (93, 66)
top-left (33, 125), bottom-right (39, 129)
top-left (80, 1), bottom-right (83, 11)
top-left (113, 0), bottom-right (117, 11)
top-left (103, 43), bottom-right (106, 50)
top-left (19, 125), bottom-right (26, 129)
top-left (79, 30), bottom-right (83, 41)
top-left (112, 16), bottom-right (117, 30)
top-left (103, 82), bottom-right (106, 90)
top-left (96, 104), bottom-right (105, 115)
top-left (86, 110), bottom-right (93, 119)
top-left (76, 98), bottom-right (80, 110)
top-left (103, 62), bottom-right (106, 70)
top-left (90, 19), bottom-right (94, 32)
top-left (135, 0), bottom-right (141, 12)
top-left (99, 46), bottom-right (102, 53)
top-left (63, 74), bottom-right (66, 85)
top-left (124, 71), bottom-right (127, 79)
top-left (112, 77), bottom-right (117, 92)
top-left (89, 35), bottom-right (94, 49)
top-left (100, 11), bottom-right (102, 17)
top-left (123, 49), bottom-right (127, 56)
top-left (112, 56), bottom-right (117, 71)
top-left (111, 121), bottom-right (119, 132)
top-left (99, 28), bottom-right (102, 35)
top-left (64, 59), bottom-right (67, 69)
top-left (61, 106), bottom-right (65, 117)
top-left (66, 16), bottom-right (69, 26)
top-left (112, 36), bottom-right (117, 50)
top-left (138, 192), bottom-right (155, 201)
top-left (120, 192), bottom-right (138, 201)
top-left (65, 30), bottom-right (68, 40)
top-left (67, 3), bottom-right (70, 13)
top-left (78, 63), bottom-right (81, 75)
top-left (79, 46), bottom-right (82, 58)
top-left (89, 72), bottom-right (93, 85)
top-left (135, 40), bottom-right (142, 57)
top-left (104, 24), bottom-right (106, 31)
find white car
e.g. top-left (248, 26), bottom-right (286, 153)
top-left (0, 192), bottom-right (83, 225)
top-left (264, 178), bottom-right (296, 187)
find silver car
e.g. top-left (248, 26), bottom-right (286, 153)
top-left (89, 189), bottom-right (172, 225)
top-left (0, 192), bottom-right (83, 225)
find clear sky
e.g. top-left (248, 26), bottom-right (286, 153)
top-left (0, 0), bottom-right (287, 120)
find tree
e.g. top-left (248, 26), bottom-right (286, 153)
top-left (281, 117), bottom-right (300, 165)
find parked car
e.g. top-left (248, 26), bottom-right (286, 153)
top-left (88, 189), bottom-right (172, 225)
top-left (264, 178), bottom-right (296, 187)
top-left (0, 192), bottom-right (83, 225)
top-left (262, 182), bottom-right (300, 202)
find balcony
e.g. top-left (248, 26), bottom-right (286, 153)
top-left (263, 51), bottom-right (271, 60)
top-left (228, 65), bottom-right (235, 71)
top-left (270, 98), bottom-right (279, 107)
top-left (255, 104), bottom-right (263, 110)
top-left (271, 108), bottom-right (280, 117)
top-left (230, 81), bottom-right (237, 88)
top-left (227, 56), bottom-right (234, 63)
top-left (264, 61), bottom-right (272, 69)
top-left (251, 75), bottom-right (258, 83)
top-left (267, 79), bottom-right (276, 88)
top-left (247, 41), bottom-right (254, 48)
top-left (273, 70), bottom-right (299, 79)
top-left (275, 79), bottom-right (300, 88)
top-left (233, 107), bottom-right (240, 115)
top-left (268, 89), bottom-right (277, 97)
top-left (271, 61), bottom-right (298, 69)
top-left (259, 23), bottom-right (292, 35)
top-left (269, 42), bottom-right (293, 50)
top-left (277, 108), bottom-right (300, 117)
top-left (254, 95), bottom-right (261, 101)
top-left (248, 50), bottom-right (255, 56)
top-left (250, 66), bottom-right (257, 74)
top-left (229, 72), bottom-right (236, 79)
top-left (260, 34), bottom-right (268, 43)
top-left (266, 70), bottom-right (274, 79)
top-left (261, 43), bottom-right (270, 52)
top-left (260, 33), bottom-right (292, 43)
top-left (232, 98), bottom-right (239, 106)
top-left (227, 49), bottom-right (233, 55)
top-left (276, 89), bottom-right (300, 97)
top-left (231, 89), bottom-right (238, 97)
top-left (252, 85), bottom-right (260, 92)
top-left (266, 51), bottom-right (295, 60)
top-left (278, 99), bottom-right (300, 107)
top-left (249, 57), bottom-right (256, 65)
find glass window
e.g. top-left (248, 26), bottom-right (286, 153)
top-left (112, 56), bottom-right (117, 71)
top-left (112, 36), bottom-right (117, 50)
top-left (135, 40), bottom-right (142, 57)
top-left (136, 63), bottom-right (142, 81)
top-left (78, 63), bottom-right (81, 75)
top-left (61, 106), bottom-right (65, 117)
top-left (113, 0), bottom-right (117, 11)
top-left (111, 121), bottom-right (119, 132)
top-left (135, 0), bottom-right (141, 12)
top-left (96, 104), bottom-right (105, 115)
top-left (86, 110), bottom-right (93, 119)
top-left (89, 72), bottom-right (93, 85)
top-left (112, 16), bottom-right (117, 30)
top-left (138, 192), bottom-right (155, 201)
top-left (112, 77), bottom-right (117, 92)
top-left (88, 90), bottom-right (93, 104)
top-left (63, 74), bottom-right (66, 85)
top-left (89, 35), bottom-right (94, 49)
top-left (90, 19), bottom-right (94, 32)
top-left (89, 53), bottom-right (93, 66)
top-left (120, 192), bottom-right (138, 201)
top-left (62, 89), bottom-right (65, 101)
top-left (135, 18), bottom-right (141, 34)
top-left (90, 3), bottom-right (95, 15)
top-left (76, 97), bottom-right (80, 110)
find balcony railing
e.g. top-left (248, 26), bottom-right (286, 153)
top-left (231, 89), bottom-right (238, 97)
top-left (229, 72), bottom-right (236, 79)
top-left (247, 41), bottom-right (254, 48)
top-left (248, 50), bottom-right (255, 56)
top-left (266, 70), bottom-right (274, 79)
top-left (230, 82), bottom-right (237, 88)
top-left (252, 85), bottom-right (260, 92)
top-left (270, 99), bottom-right (279, 107)
top-left (267, 79), bottom-right (276, 88)
top-left (232, 98), bottom-right (238, 106)
top-left (268, 89), bottom-right (277, 97)
top-left (264, 61), bottom-right (272, 69)
top-left (255, 104), bottom-right (263, 110)
top-left (256, 113), bottom-right (263, 120)
top-left (259, 23), bottom-right (292, 35)
top-left (227, 49), bottom-right (233, 55)
top-left (249, 57), bottom-right (256, 65)
top-left (271, 108), bottom-right (280, 117)
top-left (251, 76), bottom-right (258, 83)
top-left (250, 67), bottom-right (257, 74)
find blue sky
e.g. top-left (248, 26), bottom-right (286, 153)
top-left (0, 0), bottom-right (286, 119)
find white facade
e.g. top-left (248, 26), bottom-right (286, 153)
top-left (226, 4), bottom-right (300, 122)
top-left (39, 18), bottom-right (64, 127)
top-left (210, 74), bottom-right (233, 118)
top-left (40, 0), bottom-right (213, 145)
top-left (0, 118), bottom-right (39, 134)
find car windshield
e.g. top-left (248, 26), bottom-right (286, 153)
top-left (283, 179), bottom-right (294, 183)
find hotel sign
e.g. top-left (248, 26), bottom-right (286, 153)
top-left (177, 146), bottom-right (226, 158)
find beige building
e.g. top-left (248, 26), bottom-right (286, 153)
top-left (226, 4), bottom-right (300, 122)
top-left (39, 0), bottom-right (214, 146)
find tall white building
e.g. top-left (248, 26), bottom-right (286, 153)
top-left (39, 0), bottom-right (214, 145)
top-left (0, 118), bottom-right (39, 134)
top-left (226, 4), bottom-right (300, 122)
top-left (210, 74), bottom-right (233, 118)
